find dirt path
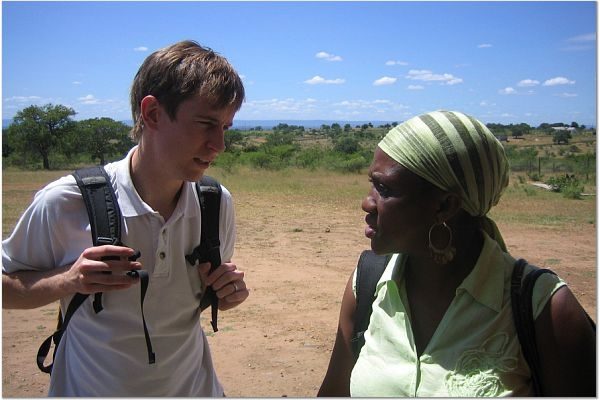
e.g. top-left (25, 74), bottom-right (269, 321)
top-left (2, 190), bottom-right (596, 397)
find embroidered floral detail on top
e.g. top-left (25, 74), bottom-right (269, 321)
top-left (445, 333), bottom-right (518, 397)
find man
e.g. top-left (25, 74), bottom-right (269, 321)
top-left (2, 40), bottom-right (249, 396)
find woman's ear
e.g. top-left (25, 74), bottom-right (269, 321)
top-left (140, 95), bottom-right (160, 131)
top-left (435, 192), bottom-right (462, 223)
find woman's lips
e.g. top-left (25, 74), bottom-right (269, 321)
top-left (364, 215), bottom-right (377, 238)
top-left (365, 225), bottom-right (376, 239)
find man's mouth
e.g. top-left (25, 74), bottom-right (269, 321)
top-left (194, 157), bottom-right (213, 167)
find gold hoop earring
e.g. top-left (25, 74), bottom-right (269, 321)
top-left (428, 222), bottom-right (456, 264)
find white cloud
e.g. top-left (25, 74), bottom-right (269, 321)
top-left (72, 81), bottom-right (82, 85)
top-left (406, 69), bottom-right (463, 85)
top-left (477, 43), bottom-right (493, 48)
top-left (517, 79), bottom-right (540, 87)
top-left (566, 33), bottom-right (595, 43)
top-left (315, 51), bottom-right (342, 62)
top-left (79, 94), bottom-right (99, 104)
top-left (499, 87), bottom-right (516, 95)
top-left (543, 76), bottom-right (575, 86)
top-left (236, 96), bottom-right (414, 120)
top-left (385, 60), bottom-right (408, 66)
top-left (304, 75), bottom-right (345, 85)
top-left (408, 85), bottom-right (424, 90)
top-left (561, 33), bottom-right (595, 51)
top-left (133, 46), bottom-right (148, 52)
top-left (556, 92), bottom-right (578, 97)
top-left (373, 76), bottom-right (397, 86)
top-left (242, 98), bottom-right (317, 115)
top-left (4, 95), bottom-right (42, 103)
top-left (332, 99), bottom-right (408, 111)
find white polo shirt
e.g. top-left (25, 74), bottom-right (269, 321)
top-left (2, 146), bottom-right (235, 396)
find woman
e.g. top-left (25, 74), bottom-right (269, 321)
top-left (318, 110), bottom-right (595, 396)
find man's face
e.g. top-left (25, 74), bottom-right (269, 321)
top-left (152, 94), bottom-right (237, 182)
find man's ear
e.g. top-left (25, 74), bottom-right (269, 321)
top-left (435, 192), bottom-right (462, 223)
top-left (140, 95), bottom-right (160, 131)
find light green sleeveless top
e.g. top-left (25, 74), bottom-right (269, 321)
top-left (350, 232), bottom-right (565, 397)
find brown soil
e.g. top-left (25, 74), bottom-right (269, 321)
top-left (2, 191), bottom-right (596, 397)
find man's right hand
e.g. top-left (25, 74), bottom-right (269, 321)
top-left (64, 245), bottom-right (142, 295)
top-left (2, 245), bottom-right (142, 309)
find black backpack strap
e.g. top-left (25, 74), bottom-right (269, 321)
top-left (351, 250), bottom-right (390, 359)
top-left (185, 176), bottom-right (222, 332)
top-left (37, 292), bottom-right (89, 373)
top-left (511, 259), bottom-right (596, 395)
top-left (72, 166), bottom-right (122, 247)
top-left (37, 166), bottom-right (156, 374)
top-left (73, 166), bottom-right (122, 313)
top-left (511, 259), bottom-right (557, 396)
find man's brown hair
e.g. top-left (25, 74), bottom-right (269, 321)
top-left (130, 40), bottom-right (245, 140)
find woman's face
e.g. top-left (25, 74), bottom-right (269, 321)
top-left (362, 147), bottom-right (443, 256)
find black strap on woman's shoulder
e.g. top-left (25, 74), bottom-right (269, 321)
top-left (511, 259), bottom-right (596, 396)
top-left (511, 259), bottom-right (556, 396)
top-left (351, 250), bottom-right (390, 359)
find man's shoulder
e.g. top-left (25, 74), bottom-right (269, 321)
top-left (34, 173), bottom-right (80, 203)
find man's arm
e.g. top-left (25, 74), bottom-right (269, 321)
top-left (3, 245), bottom-right (142, 309)
top-left (3, 265), bottom-right (71, 309)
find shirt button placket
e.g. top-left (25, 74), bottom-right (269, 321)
top-left (155, 228), bottom-right (168, 273)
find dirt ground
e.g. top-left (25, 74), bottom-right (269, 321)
top-left (2, 189), bottom-right (596, 397)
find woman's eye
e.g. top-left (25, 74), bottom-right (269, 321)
top-left (376, 184), bottom-right (390, 197)
top-left (369, 178), bottom-right (390, 197)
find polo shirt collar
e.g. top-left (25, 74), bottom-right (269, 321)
top-left (458, 231), bottom-right (506, 313)
top-left (114, 146), bottom-right (200, 220)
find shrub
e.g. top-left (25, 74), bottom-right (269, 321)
top-left (546, 174), bottom-right (583, 199)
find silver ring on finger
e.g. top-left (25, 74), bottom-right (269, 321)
top-left (232, 282), bottom-right (239, 292)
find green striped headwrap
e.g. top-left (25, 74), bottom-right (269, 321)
top-left (378, 110), bottom-right (509, 251)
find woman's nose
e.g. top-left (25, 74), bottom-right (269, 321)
top-left (361, 189), bottom-right (377, 213)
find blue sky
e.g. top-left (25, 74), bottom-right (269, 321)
top-left (2, 1), bottom-right (597, 127)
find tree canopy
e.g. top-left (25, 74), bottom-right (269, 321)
top-left (7, 104), bottom-right (76, 169)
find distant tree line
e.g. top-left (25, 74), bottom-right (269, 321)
top-left (3, 104), bottom-right (134, 169)
top-left (2, 103), bottom-right (595, 174)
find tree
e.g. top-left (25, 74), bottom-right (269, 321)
top-left (224, 129), bottom-right (244, 152)
top-left (79, 117), bottom-right (130, 165)
top-left (2, 128), bottom-right (13, 158)
top-left (553, 131), bottom-right (571, 145)
top-left (6, 104), bottom-right (76, 169)
top-left (511, 123), bottom-right (530, 139)
top-left (333, 135), bottom-right (361, 154)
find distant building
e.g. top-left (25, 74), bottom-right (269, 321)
top-left (551, 126), bottom-right (576, 132)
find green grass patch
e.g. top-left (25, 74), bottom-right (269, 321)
top-left (2, 167), bottom-right (595, 239)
